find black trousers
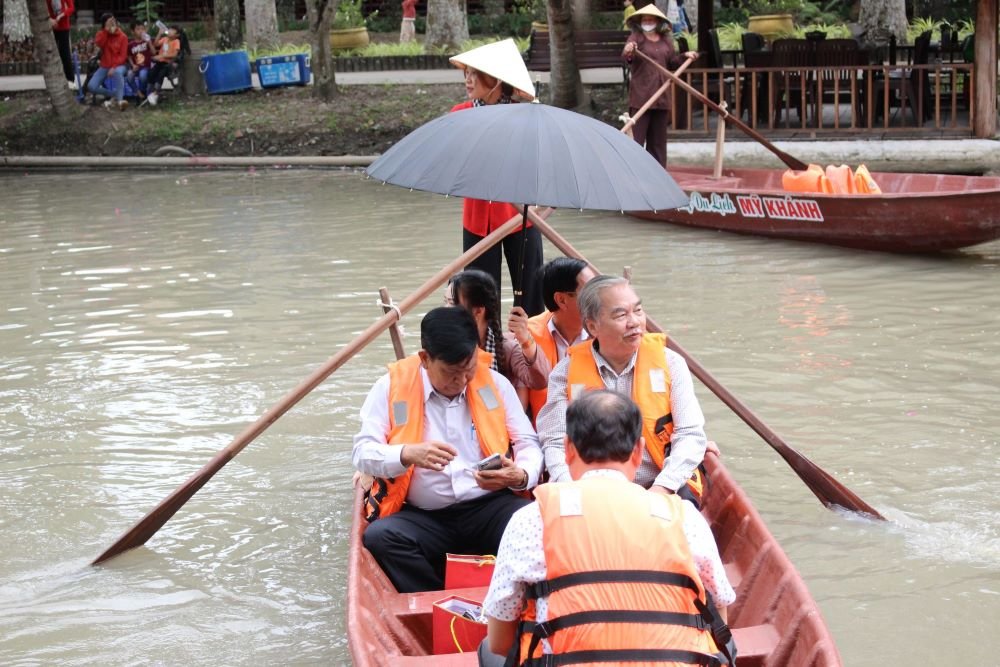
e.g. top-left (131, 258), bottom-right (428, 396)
top-left (54, 29), bottom-right (73, 82)
top-left (463, 225), bottom-right (544, 317)
top-left (362, 490), bottom-right (530, 593)
top-left (629, 106), bottom-right (669, 168)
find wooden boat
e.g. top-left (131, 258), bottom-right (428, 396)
top-left (347, 449), bottom-right (842, 666)
top-left (627, 166), bottom-right (1000, 252)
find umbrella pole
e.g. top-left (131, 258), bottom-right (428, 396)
top-left (513, 203), bottom-right (529, 309)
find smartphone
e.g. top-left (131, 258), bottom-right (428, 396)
top-left (476, 453), bottom-right (502, 472)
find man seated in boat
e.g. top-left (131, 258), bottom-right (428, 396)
top-left (352, 306), bottom-right (543, 593)
top-left (522, 257), bottom-right (596, 422)
top-left (536, 274), bottom-right (709, 505)
top-left (479, 390), bottom-right (736, 667)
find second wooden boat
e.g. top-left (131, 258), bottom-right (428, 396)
top-left (628, 166), bottom-right (1000, 252)
top-left (347, 449), bottom-right (842, 666)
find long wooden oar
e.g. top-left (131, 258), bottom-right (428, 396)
top-left (92, 208), bottom-right (554, 565)
top-left (622, 53), bottom-right (697, 134)
top-left (633, 49), bottom-right (809, 172)
top-left (525, 208), bottom-right (885, 520)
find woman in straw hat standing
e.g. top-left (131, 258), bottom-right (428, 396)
top-left (448, 40), bottom-right (545, 318)
top-left (622, 5), bottom-right (697, 167)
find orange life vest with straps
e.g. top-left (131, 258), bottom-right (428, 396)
top-left (363, 351), bottom-right (510, 523)
top-left (565, 334), bottom-right (705, 501)
top-left (526, 311), bottom-right (558, 423)
top-left (513, 476), bottom-right (733, 667)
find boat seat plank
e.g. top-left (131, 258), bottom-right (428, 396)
top-left (390, 586), bottom-right (490, 618)
top-left (724, 560), bottom-right (743, 589)
top-left (394, 654), bottom-right (476, 665)
top-left (733, 623), bottom-right (780, 666)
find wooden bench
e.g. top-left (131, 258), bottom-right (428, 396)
top-left (523, 29), bottom-right (631, 91)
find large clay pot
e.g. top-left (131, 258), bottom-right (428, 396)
top-left (331, 27), bottom-right (370, 51)
top-left (747, 14), bottom-right (794, 43)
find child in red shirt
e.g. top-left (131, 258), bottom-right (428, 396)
top-left (127, 19), bottom-right (153, 99)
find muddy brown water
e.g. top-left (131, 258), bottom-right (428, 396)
top-left (1, 170), bottom-right (998, 665)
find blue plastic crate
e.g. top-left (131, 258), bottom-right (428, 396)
top-left (200, 51), bottom-right (252, 95)
top-left (256, 54), bottom-right (311, 88)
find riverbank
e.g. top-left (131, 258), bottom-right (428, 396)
top-left (2, 80), bottom-right (998, 173)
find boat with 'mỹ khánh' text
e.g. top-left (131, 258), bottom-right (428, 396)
top-left (347, 446), bottom-right (842, 666)
top-left (627, 166), bottom-right (1000, 253)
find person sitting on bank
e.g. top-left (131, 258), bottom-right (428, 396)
top-left (88, 13), bottom-right (130, 111)
top-left (353, 306), bottom-right (543, 593)
top-left (446, 270), bottom-right (551, 409)
top-left (479, 390), bottom-right (736, 667)
top-left (524, 257), bottom-right (596, 423)
top-left (536, 275), bottom-right (709, 505)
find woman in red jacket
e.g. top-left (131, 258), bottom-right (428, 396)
top-left (448, 40), bottom-right (545, 317)
top-left (46, 0), bottom-right (75, 87)
top-left (87, 13), bottom-right (130, 111)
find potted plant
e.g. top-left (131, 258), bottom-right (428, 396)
top-left (742, 0), bottom-right (801, 43)
top-left (331, 0), bottom-right (372, 51)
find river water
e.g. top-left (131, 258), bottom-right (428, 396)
top-left (1, 170), bottom-right (998, 665)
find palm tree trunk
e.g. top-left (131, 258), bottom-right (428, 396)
top-left (307, 0), bottom-right (339, 101)
top-left (27, 0), bottom-right (78, 121)
top-left (425, 0), bottom-right (468, 50)
top-left (859, 0), bottom-right (908, 46)
top-left (246, 0), bottom-right (280, 54)
top-left (547, 0), bottom-right (585, 109)
top-left (4, 0), bottom-right (32, 41)
top-left (214, 0), bottom-right (244, 51)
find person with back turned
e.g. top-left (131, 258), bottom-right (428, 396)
top-left (353, 306), bottom-right (542, 593)
top-left (479, 390), bottom-right (736, 666)
top-left (536, 274), bottom-right (710, 506)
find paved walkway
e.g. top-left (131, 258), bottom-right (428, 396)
top-left (0, 67), bottom-right (624, 92)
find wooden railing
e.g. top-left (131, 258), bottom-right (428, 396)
top-left (669, 63), bottom-right (975, 136)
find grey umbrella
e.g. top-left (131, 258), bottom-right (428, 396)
top-left (366, 102), bottom-right (689, 308)
top-left (366, 102), bottom-right (688, 213)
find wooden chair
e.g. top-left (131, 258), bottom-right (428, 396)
top-left (815, 38), bottom-right (866, 126)
top-left (770, 38), bottom-right (815, 125)
top-left (877, 31), bottom-right (932, 125)
top-left (741, 31), bottom-right (766, 57)
top-left (739, 32), bottom-right (767, 122)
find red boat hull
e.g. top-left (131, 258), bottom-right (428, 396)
top-left (347, 451), bottom-right (841, 666)
top-left (628, 167), bottom-right (1000, 252)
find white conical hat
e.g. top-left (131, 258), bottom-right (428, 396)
top-left (450, 38), bottom-right (536, 101)
top-left (628, 4), bottom-right (670, 24)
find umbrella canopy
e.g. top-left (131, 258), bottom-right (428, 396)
top-left (365, 103), bottom-right (689, 213)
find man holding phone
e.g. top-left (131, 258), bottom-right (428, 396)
top-left (353, 306), bottom-right (542, 593)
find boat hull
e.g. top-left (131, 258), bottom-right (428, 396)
top-left (347, 451), bottom-right (842, 666)
top-left (628, 167), bottom-right (1000, 252)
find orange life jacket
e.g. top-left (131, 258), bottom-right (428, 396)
top-left (825, 164), bottom-right (857, 195)
top-left (565, 334), bottom-right (705, 501)
top-left (363, 351), bottom-right (510, 522)
top-left (514, 476), bottom-right (729, 666)
top-left (526, 311), bottom-right (558, 423)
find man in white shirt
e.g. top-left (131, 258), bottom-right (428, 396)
top-left (480, 390), bottom-right (735, 667)
top-left (536, 275), bottom-right (709, 504)
top-left (522, 257), bottom-right (596, 422)
top-left (353, 306), bottom-right (543, 593)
